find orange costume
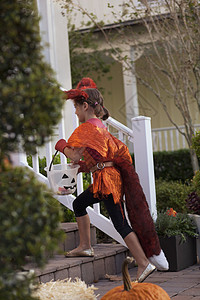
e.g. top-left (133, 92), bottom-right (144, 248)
top-left (66, 119), bottom-right (161, 258)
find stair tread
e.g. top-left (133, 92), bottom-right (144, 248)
top-left (24, 243), bottom-right (130, 276)
top-left (24, 223), bottom-right (135, 283)
top-left (60, 222), bottom-right (94, 233)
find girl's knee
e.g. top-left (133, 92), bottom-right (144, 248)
top-left (72, 198), bottom-right (87, 217)
top-left (113, 222), bottom-right (133, 239)
top-left (72, 198), bottom-right (78, 212)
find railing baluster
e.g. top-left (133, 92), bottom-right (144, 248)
top-left (152, 132), bottom-right (157, 151)
top-left (32, 152), bottom-right (39, 174)
top-left (77, 173), bottom-right (84, 195)
top-left (176, 129), bottom-right (180, 149)
top-left (152, 124), bottom-right (200, 151)
top-left (118, 130), bottom-right (123, 142)
top-left (170, 130), bottom-right (174, 151)
top-left (164, 131), bottom-right (168, 151)
top-left (182, 131), bottom-right (186, 148)
top-left (93, 203), bottom-right (100, 214)
top-left (45, 141), bottom-right (52, 169)
top-left (58, 110), bottom-right (67, 165)
top-left (158, 131), bottom-right (162, 151)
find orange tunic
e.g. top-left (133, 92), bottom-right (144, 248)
top-left (66, 121), bottom-right (128, 204)
top-left (66, 120), bottom-right (161, 258)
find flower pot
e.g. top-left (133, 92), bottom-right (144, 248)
top-left (188, 214), bottom-right (200, 262)
top-left (159, 235), bottom-right (197, 271)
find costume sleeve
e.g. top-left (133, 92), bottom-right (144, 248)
top-left (66, 123), bottom-right (91, 148)
top-left (78, 161), bottom-right (90, 173)
top-left (66, 122), bottom-right (109, 158)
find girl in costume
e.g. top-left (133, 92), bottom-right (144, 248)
top-left (55, 78), bottom-right (168, 282)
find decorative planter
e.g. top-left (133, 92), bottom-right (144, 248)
top-left (159, 235), bottom-right (197, 271)
top-left (188, 214), bottom-right (200, 261)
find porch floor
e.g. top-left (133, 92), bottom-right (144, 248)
top-left (95, 263), bottom-right (200, 299)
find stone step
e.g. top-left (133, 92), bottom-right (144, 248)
top-left (24, 222), bottom-right (135, 284)
top-left (58, 222), bottom-right (97, 252)
top-left (25, 243), bottom-right (135, 284)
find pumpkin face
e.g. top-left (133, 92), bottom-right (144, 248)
top-left (57, 173), bottom-right (77, 195)
top-left (45, 163), bottom-right (79, 195)
top-left (101, 282), bottom-right (170, 299)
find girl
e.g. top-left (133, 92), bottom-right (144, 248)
top-left (55, 80), bottom-right (168, 282)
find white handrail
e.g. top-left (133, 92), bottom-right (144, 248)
top-left (152, 124), bottom-right (200, 132)
top-left (104, 117), bottom-right (134, 142)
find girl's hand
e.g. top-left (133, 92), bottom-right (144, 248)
top-left (63, 147), bottom-right (83, 162)
top-left (55, 139), bottom-right (67, 153)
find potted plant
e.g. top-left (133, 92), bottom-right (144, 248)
top-left (155, 208), bottom-right (198, 271)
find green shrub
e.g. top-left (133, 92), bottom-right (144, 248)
top-left (155, 179), bottom-right (193, 213)
top-left (131, 149), bottom-right (197, 182)
top-left (0, 167), bottom-right (64, 299)
top-left (185, 170), bottom-right (200, 215)
top-left (192, 170), bottom-right (200, 195)
top-left (27, 154), bottom-right (61, 177)
top-left (0, 167), bottom-right (64, 269)
top-left (61, 207), bottom-right (76, 222)
top-left (0, 0), bottom-right (65, 298)
top-left (153, 149), bottom-right (196, 182)
top-left (0, 0), bottom-right (63, 159)
top-left (155, 210), bottom-right (198, 242)
top-left (185, 129), bottom-right (200, 212)
top-left (192, 131), bottom-right (200, 158)
top-left (0, 271), bottom-right (37, 300)
top-left (83, 172), bottom-right (91, 190)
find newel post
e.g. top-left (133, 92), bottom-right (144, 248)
top-left (131, 116), bottom-right (157, 220)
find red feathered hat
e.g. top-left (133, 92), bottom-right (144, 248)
top-left (64, 89), bottom-right (89, 100)
top-left (76, 77), bottom-right (97, 90)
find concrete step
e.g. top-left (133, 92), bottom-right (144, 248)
top-left (58, 222), bottom-right (97, 252)
top-left (24, 222), bottom-right (135, 284)
top-left (25, 243), bottom-right (135, 284)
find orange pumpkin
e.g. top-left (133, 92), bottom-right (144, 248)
top-left (101, 257), bottom-right (170, 300)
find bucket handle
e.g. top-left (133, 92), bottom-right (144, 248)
top-left (49, 150), bottom-right (58, 172)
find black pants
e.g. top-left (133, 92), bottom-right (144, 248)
top-left (73, 188), bottom-right (133, 239)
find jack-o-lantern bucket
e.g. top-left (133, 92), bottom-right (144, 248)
top-left (45, 151), bottom-right (79, 195)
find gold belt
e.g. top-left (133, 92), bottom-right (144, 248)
top-left (90, 162), bottom-right (114, 173)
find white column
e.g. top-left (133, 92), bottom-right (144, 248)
top-left (36, 0), bottom-right (77, 145)
top-left (37, 0), bottom-right (71, 88)
top-left (122, 46), bottom-right (139, 128)
top-left (37, 0), bottom-right (83, 191)
top-left (132, 116), bottom-right (157, 220)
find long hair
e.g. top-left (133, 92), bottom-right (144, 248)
top-left (66, 88), bottom-right (109, 120)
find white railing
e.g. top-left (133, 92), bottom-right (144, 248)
top-left (152, 124), bottom-right (200, 152)
top-left (12, 115), bottom-right (157, 246)
top-left (13, 115), bottom-right (199, 245)
top-left (104, 117), bottom-right (134, 143)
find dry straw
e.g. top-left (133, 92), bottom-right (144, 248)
top-left (33, 278), bottom-right (99, 300)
